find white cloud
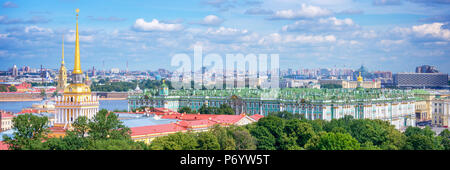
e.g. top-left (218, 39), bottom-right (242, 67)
top-left (412, 22), bottom-right (450, 41)
top-left (195, 15), bottom-right (224, 26)
top-left (379, 39), bottom-right (405, 46)
top-left (372, 0), bottom-right (402, 6)
top-left (65, 30), bottom-right (94, 43)
top-left (318, 17), bottom-right (354, 26)
top-left (352, 30), bottom-right (377, 39)
top-left (271, 4), bottom-right (332, 19)
top-left (259, 33), bottom-right (336, 45)
top-left (205, 27), bottom-right (248, 36)
top-left (0, 33), bottom-right (9, 38)
top-left (282, 17), bottom-right (356, 32)
top-left (133, 18), bottom-right (183, 32)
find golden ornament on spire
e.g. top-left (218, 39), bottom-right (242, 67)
top-left (73, 8), bottom-right (82, 74)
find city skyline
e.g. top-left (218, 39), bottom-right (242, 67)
top-left (0, 0), bottom-right (449, 73)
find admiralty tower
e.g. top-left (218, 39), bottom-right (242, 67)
top-left (54, 9), bottom-right (99, 129)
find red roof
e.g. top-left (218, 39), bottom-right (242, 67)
top-left (129, 108), bottom-right (263, 137)
top-left (249, 114), bottom-right (264, 121)
top-left (162, 113), bottom-right (214, 120)
top-left (177, 119), bottom-right (216, 128)
top-left (130, 123), bottom-right (187, 136)
top-left (211, 115), bottom-right (246, 124)
top-left (0, 112), bottom-right (15, 118)
top-left (17, 109), bottom-right (39, 114)
top-left (0, 141), bottom-right (9, 150)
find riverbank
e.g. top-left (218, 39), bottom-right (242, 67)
top-left (0, 92), bottom-right (128, 102)
top-left (0, 100), bottom-right (129, 113)
top-left (0, 98), bottom-right (127, 102)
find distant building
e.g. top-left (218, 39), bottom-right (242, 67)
top-left (432, 97), bottom-right (450, 127)
top-left (393, 73), bottom-right (448, 89)
top-left (12, 65), bottom-right (18, 77)
top-left (416, 65), bottom-right (439, 73)
top-left (373, 71), bottom-right (392, 79)
top-left (0, 111), bottom-right (15, 132)
top-left (129, 84), bottom-right (417, 130)
top-left (0, 82), bottom-right (32, 92)
top-left (111, 68), bottom-right (120, 74)
top-left (318, 79), bottom-right (381, 89)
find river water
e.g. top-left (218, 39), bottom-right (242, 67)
top-left (0, 100), bottom-right (129, 113)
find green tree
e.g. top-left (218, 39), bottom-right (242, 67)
top-left (403, 134), bottom-right (438, 150)
top-left (229, 126), bottom-right (256, 150)
top-left (197, 132), bottom-right (220, 150)
top-left (249, 125), bottom-right (276, 150)
top-left (40, 89), bottom-right (46, 98)
top-left (305, 132), bottom-right (361, 150)
top-left (0, 85), bottom-right (7, 92)
top-left (178, 106), bottom-right (193, 114)
top-left (71, 116), bottom-right (90, 137)
top-left (210, 125), bottom-right (236, 150)
top-left (87, 139), bottom-right (147, 150)
top-left (3, 113), bottom-right (49, 150)
top-left (284, 119), bottom-right (315, 147)
top-left (198, 105), bottom-right (216, 115)
top-left (216, 104), bottom-right (234, 115)
top-left (8, 86), bottom-right (17, 92)
top-left (150, 136), bottom-right (183, 150)
top-left (439, 129), bottom-right (450, 150)
top-left (269, 111), bottom-right (303, 120)
top-left (404, 126), bottom-right (435, 138)
top-left (402, 127), bottom-right (443, 150)
top-left (87, 109), bottom-right (131, 140)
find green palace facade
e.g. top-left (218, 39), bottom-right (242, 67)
top-left (127, 82), bottom-right (419, 130)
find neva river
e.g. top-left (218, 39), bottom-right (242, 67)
top-left (0, 100), bottom-right (129, 113)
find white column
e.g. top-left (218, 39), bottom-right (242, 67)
top-left (63, 109), bottom-right (66, 124)
top-left (55, 109), bottom-right (58, 124)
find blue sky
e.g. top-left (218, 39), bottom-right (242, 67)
top-left (0, 0), bottom-right (449, 73)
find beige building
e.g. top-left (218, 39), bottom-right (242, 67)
top-left (413, 92), bottom-right (435, 121)
top-left (319, 79), bottom-right (381, 89)
top-left (0, 112), bottom-right (14, 132)
top-left (432, 97), bottom-right (450, 127)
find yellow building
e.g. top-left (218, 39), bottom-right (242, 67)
top-left (319, 73), bottom-right (381, 89)
top-left (413, 91), bottom-right (435, 122)
top-left (53, 9), bottom-right (99, 132)
top-left (432, 97), bottom-right (450, 127)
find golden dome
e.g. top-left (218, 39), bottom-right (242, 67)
top-left (357, 72), bottom-right (363, 82)
top-left (64, 83), bottom-right (91, 94)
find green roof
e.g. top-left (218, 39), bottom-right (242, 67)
top-left (129, 88), bottom-right (417, 104)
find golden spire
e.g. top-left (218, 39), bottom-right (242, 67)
top-left (61, 35), bottom-right (64, 65)
top-left (73, 8), bottom-right (82, 74)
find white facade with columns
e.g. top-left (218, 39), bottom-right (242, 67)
top-left (54, 95), bottom-right (99, 129)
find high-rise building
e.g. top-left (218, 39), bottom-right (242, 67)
top-left (416, 65), bottom-right (439, 73)
top-left (53, 9), bottom-right (99, 133)
top-left (393, 73), bottom-right (448, 89)
top-left (432, 97), bottom-right (450, 127)
top-left (11, 65), bottom-right (18, 77)
top-left (92, 66), bottom-right (96, 77)
top-left (57, 35), bottom-right (67, 92)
